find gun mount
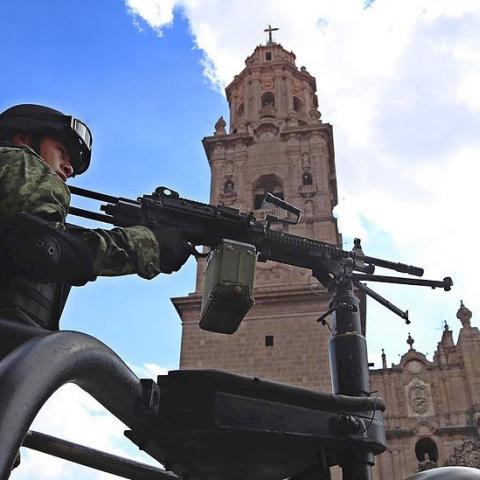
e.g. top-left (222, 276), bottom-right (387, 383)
top-left (0, 186), bottom-right (453, 480)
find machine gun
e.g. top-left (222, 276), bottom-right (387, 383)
top-left (0, 185), bottom-right (452, 480)
top-left (68, 185), bottom-right (451, 326)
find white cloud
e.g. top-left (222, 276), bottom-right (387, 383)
top-left (124, 0), bottom-right (177, 32)
top-left (124, 0), bottom-right (480, 357)
top-left (12, 363), bottom-right (170, 480)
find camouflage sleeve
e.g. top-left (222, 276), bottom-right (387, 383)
top-left (76, 225), bottom-right (161, 279)
top-left (0, 145), bottom-right (70, 223)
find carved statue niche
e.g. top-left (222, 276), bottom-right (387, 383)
top-left (224, 177), bottom-right (235, 194)
top-left (302, 171), bottom-right (313, 185)
top-left (415, 437), bottom-right (439, 471)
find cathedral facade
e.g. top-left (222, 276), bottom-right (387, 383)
top-left (172, 35), bottom-right (480, 478)
top-left (370, 302), bottom-right (480, 478)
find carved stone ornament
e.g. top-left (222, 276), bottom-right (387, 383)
top-left (308, 108), bottom-right (322, 123)
top-left (406, 360), bottom-right (424, 374)
top-left (445, 437), bottom-right (480, 468)
top-left (223, 177), bottom-right (235, 194)
top-left (406, 379), bottom-right (434, 417)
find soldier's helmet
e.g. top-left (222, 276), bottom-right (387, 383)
top-left (0, 104), bottom-right (92, 175)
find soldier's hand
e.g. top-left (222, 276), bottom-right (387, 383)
top-left (151, 227), bottom-right (192, 274)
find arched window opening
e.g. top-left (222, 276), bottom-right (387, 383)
top-left (415, 438), bottom-right (438, 463)
top-left (293, 97), bottom-right (303, 112)
top-left (261, 92), bottom-right (275, 107)
top-left (302, 171), bottom-right (312, 185)
top-left (253, 174), bottom-right (283, 210)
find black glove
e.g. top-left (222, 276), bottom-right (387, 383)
top-left (151, 226), bottom-right (192, 274)
top-left (1, 213), bottom-right (94, 285)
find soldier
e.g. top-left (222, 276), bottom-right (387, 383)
top-left (0, 104), bottom-right (191, 330)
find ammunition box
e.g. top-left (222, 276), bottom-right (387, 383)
top-left (200, 240), bottom-right (256, 334)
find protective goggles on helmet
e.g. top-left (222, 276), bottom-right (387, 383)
top-left (0, 104), bottom-right (93, 175)
top-left (64, 116), bottom-right (92, 175)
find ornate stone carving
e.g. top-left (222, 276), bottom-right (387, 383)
top-left (406, 379), bottom-right (434, 416)
top-left (445, 437), bottom-right (480, 468)
top-left (308, 108), bottom-right (322, 123)
top-left (406, 360), bottom-right (424, 374)
top-left (261, 79), bottom-right (274, 90)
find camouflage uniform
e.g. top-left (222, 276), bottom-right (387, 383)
top-left (0, 144), bottom-right (161, 329)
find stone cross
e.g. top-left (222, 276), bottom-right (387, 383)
top-left (264, 25), bottom-right (279, 44)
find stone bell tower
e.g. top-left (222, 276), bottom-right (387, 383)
top-left (172, 30), bottom-right (344, 392)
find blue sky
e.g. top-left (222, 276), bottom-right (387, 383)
top-left (3, 0), bottom-right (480, 478)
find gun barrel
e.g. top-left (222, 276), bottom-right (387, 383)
top-left (69, 186), bottom-right (121, 204)
top-left (68, 207), bottom-right (114, 224)
top-left (362, 255), bottom-right (424, 277)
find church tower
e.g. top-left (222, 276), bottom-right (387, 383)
top-left (172, 30), bottom-right (343, 392)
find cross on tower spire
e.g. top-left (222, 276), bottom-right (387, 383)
top-left (264, 24), bottom-right (279, 45)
